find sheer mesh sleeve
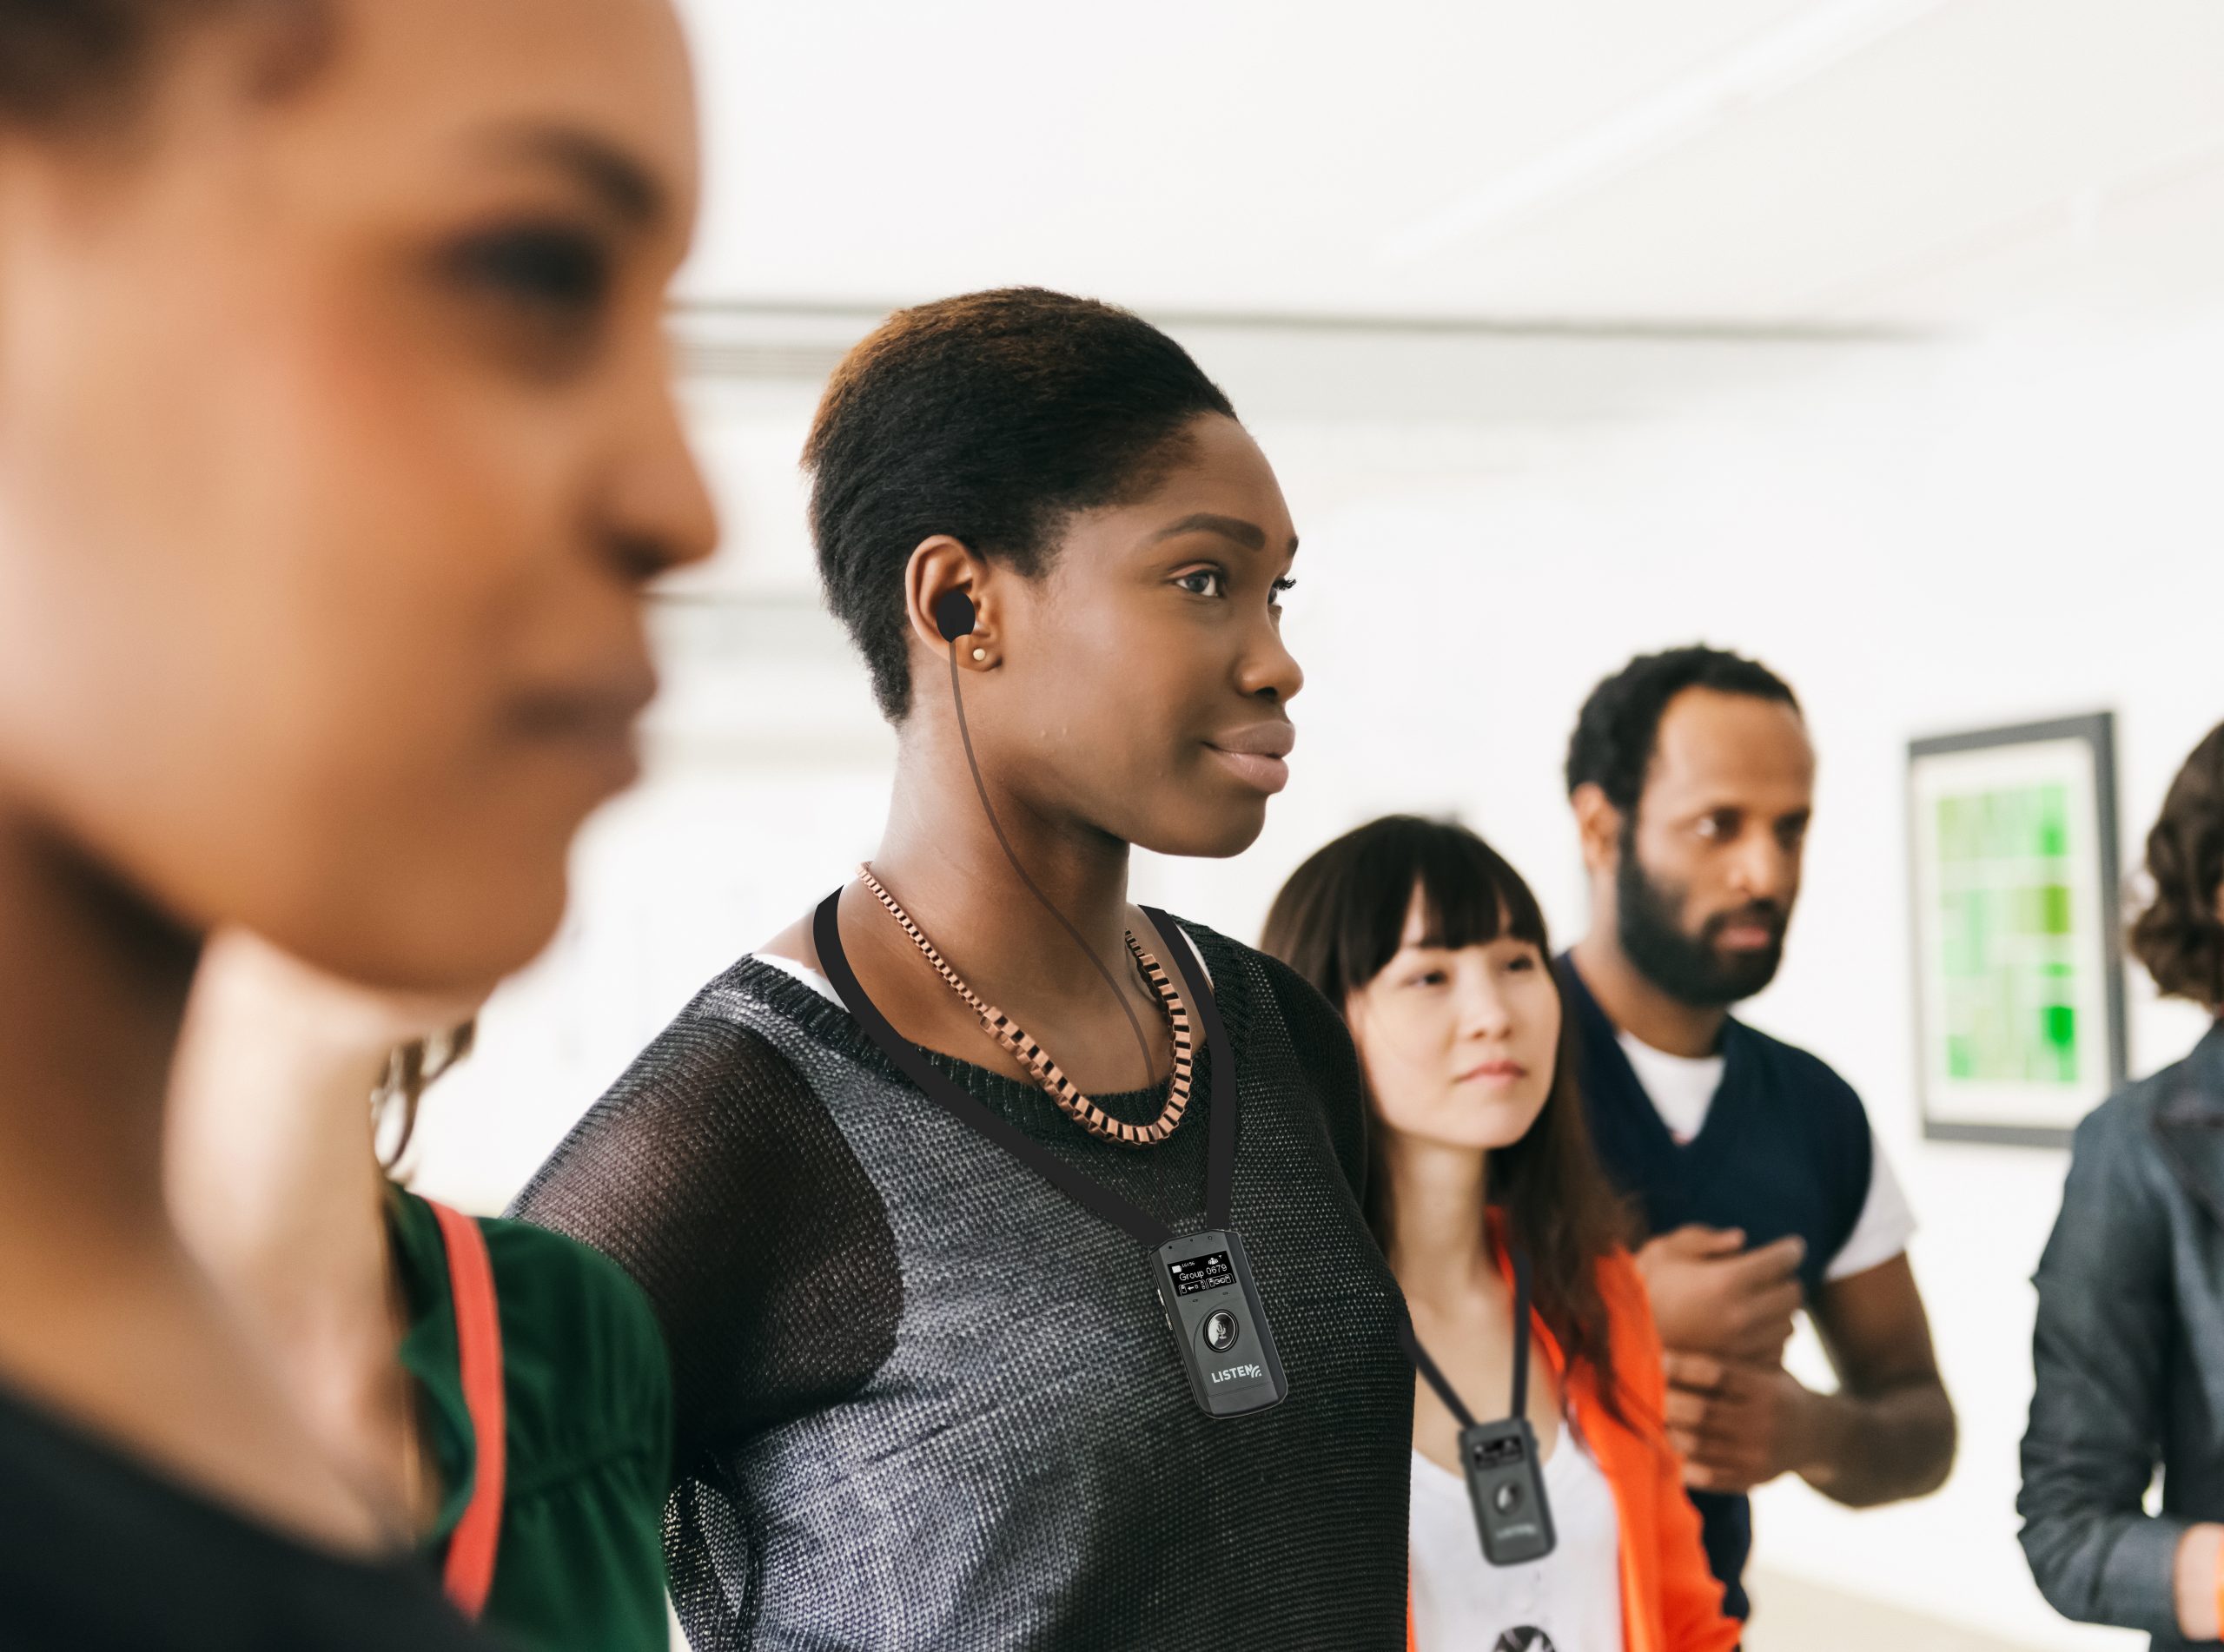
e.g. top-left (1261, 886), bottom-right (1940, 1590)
top-left (511, 1003), bottom-right (901, 1462)
top-left (508, 992), bottom-right (903, 1645)
top-left (1253, 952), bottom-right (1370, 1203)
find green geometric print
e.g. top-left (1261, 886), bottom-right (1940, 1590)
top-left (1934, 783), bottom-right (2079, 1084)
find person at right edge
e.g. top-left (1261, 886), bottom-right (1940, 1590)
top-left (1559, 645), bottom-right (1957, 1622)
top-left (513, 289), bottom-right (1410, 1649)
top-left (2020, 719), bottom-right (2224, 1651)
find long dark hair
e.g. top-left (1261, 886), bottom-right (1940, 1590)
top-left (1262, 814), bottom-right (1632, 1421)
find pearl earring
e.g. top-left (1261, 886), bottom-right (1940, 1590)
top-left (971, 647), bottom-right (987, 662)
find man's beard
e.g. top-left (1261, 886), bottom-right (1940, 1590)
top-left (1616, 842), bottom-right (1787, 1010)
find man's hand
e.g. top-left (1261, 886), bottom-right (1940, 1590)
top-left (1636, 1224), bottom-right (1806, 1362)
top-left (1662, 1351), bottom-right (1826, 1495)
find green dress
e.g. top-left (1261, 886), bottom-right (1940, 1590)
top-left (388, 1186), bottom-right (672, 1652)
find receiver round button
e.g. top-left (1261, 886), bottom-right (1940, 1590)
top-left (1203, 1311), bottom-right (1239, 1351)
top-left (1493, 1483), bottom-right (1523, 1515)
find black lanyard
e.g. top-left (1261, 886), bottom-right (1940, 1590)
top-left (811, 889), bottom-right (1286, 1417)
top-left (1399, 1247), bottom-right (1558, 1564)
top-left (1398, 1246), bottom-right (1532, 1431)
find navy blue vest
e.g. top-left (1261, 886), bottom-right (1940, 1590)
top-left (1558, 956), bottom-right (1873, 1619)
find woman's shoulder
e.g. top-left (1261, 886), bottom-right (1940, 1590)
top-left (2056, 1044), bottom-right (2224, 1208)
top-left (396, 1191), bottom-right (672, 1486)
top-left (1155, 914), bottom-right (1345, 1047)
top-left (2084, 1037), bottom-right (2221, 1137)
top-left (477, 1212), bottom-right (669, 1377)
top-left (1158, 915), bottom-right (1370, 1192)
top-left (508, 957), bottom-right (842, 1235)
top-left (484, 1213), bottom-right (672, 1470)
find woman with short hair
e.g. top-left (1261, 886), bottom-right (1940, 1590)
top-left (515, 287), bottom-right (1413, 1650)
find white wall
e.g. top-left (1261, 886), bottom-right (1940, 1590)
top-left (414, 307), bottom-right (2221, 1649)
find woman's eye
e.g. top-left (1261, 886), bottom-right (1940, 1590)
top-left (1175, 570), bottom-right (1227, 598)
top-left (1506, 954), bottom-right (1536, 973)
top-left (445, 225), bottom-right (612, 317)
top-left (1406, 970), bottom-right (1446, 988)
top-left (1271, 575), bottom-right (1298, 602)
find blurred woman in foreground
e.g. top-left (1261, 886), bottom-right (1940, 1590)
top-left (0, 0), bottom-right (712, 1642)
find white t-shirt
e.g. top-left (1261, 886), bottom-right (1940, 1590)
top-left (1408, 1426), bottom-right (1624, 1652)
top-left (1614, 1029), bottom-right (1916, 1283)
top-left (755, 951), bottom-right (843, 1004)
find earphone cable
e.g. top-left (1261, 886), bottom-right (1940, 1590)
top-left (945, 638), bottom-right (1159, 1093)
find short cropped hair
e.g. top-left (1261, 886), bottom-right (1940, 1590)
top-left (1565, 644), bottom-right (1801, 816)
top-left (2129, 722), bottom-right (2224, 1008)
top-left (803, 287), bottom-right (1236, 722)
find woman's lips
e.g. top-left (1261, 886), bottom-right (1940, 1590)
top-left (1204, 746), bottom-right (1290, 793)
top-left (1457, 1061), bottom-right (1527, 1085)
top-left (510, 670), bottom-right (656, 793)
top-left (1205, 720), bottom-right (1296, 795)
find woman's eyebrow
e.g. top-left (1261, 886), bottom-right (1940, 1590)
top-left (1151, 512), bottom-right (1300, 557)
top-left (478, 122), bottom-right (666, 230)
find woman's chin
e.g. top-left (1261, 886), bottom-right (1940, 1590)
top-left (255, 868), bottom-right (568, 1000)
top-left (1131, 798), bottom-right (1272, 862)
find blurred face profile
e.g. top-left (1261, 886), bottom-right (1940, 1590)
top-left (1617, 688), bottom-right (1815, 1008)
top-left (1345, 889), bottom-right (1561, 1153)
top-left (0, 0), bottom-right (717, 992)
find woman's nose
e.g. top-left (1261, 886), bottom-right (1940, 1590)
top-left (1457, 986), bottom-right (1514, 1040)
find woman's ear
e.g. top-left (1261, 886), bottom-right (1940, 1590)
top-left (906, 535), bottom-right (995, 667)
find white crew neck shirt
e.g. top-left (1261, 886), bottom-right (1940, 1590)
top-left (1408, 1423), bottom-right (1624, 1652)
top-left (1613, 1028), bottom-right (1916, 1283)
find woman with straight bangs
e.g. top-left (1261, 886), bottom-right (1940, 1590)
top-left (514, 287), bottom-right (1413, 1650)
top-left (0, 0), bottom-right (714, 1644)
top-left (2022, 721), bottom-right (2224, 1650)
top-left (1263, 816), bottom-right (1738, 1652)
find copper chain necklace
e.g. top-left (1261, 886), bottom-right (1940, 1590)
top-left (856, 863), bottom-right (1195, 1146)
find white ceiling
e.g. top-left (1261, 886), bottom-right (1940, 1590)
top-left (673, 0), bottom-right (2224, 329)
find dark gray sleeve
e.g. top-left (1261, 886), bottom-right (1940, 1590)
top-left (508, 1005), bottom-right (900, 1470)
top-left (2016, 1095), bottom-right (2186, 1637)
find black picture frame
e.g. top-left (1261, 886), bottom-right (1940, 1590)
top-left (1907, 711), bottom-right (2126, 1149)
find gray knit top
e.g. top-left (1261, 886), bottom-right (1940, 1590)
top-left (512, 914), bottom-right (1412, 1651)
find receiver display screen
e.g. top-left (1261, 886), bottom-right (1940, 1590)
top-left (1167, 1251), bottom-right (1234, 1297)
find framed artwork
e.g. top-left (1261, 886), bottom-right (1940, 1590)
top-left (1907, 712), bottom-right (2127, 1147)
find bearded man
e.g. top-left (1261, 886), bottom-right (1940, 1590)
top-left (1559, 646), bottom-right (1956, 1622)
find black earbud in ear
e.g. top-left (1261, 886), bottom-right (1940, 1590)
top-left (933, 591), bottom-right (977, 644)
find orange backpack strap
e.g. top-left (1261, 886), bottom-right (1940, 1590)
top-left (427, 1199), bottom-right (505, 1621)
